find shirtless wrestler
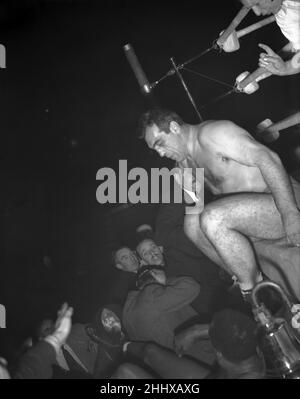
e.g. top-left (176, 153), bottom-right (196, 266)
top-left (140, 108), bottom-right (300, 299)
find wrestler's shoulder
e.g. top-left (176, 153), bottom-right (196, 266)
top-left (196, 119), bottom-right (240, 142)
top-left (199, 119), bottom-right (237, 129)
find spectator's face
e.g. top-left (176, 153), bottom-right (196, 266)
top-left (115, 247), bottom-right (139, 272)
top-left (241, 0), bottom-right (282, 15)
top-left (145, 123), bottom-right (187, 162)
top-left (101, 308), bottom-right (121, 332)
top-left (137, 239), bottom-right (164, 266)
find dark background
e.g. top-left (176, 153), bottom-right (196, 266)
top-left (0, 0), bottom-right (299, 357)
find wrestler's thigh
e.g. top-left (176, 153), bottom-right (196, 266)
top-left (291, 177), bottom-right (300, 208)
top-left (205, 193), bottom-right (285, 240)
top-left (184, 214), bottom-right (211, 245)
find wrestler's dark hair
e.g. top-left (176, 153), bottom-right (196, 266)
top-left (138, 107), bottom-right (184, 139)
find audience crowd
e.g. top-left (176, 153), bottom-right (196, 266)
top-left (2, 201), bottom-right (297, 380)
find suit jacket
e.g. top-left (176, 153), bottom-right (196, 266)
top-left (122, 276), bottom-right (200, 349)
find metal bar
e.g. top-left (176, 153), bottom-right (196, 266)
top-left (199, 89), bottom-right (235, 110)
top-left (170, 57), bottom-right (204, 122)
top-left (217, 6), bottom-right (251, 47)
top-left (237, 15), bottom-right (276, 38)
top-left (236, 66), bottom-right (268, 91)
top-left (183, 67), bottom-right (234, 89)
top-left (177, 46), bottom-right (213, 70)
top-left (269, 111), bottom-right (300, 132)
top-left (150, 68), bottom-right (176, 89)
top-left (150, 46), bottom-right (213, 89)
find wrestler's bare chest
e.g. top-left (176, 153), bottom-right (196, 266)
top-left (184, 152), bottom-right (269, 195)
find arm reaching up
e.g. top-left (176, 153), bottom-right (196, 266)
top-left (258, 43), bottom-right (300, 76)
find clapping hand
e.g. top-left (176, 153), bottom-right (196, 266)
top-left (44, 303), bottom-right (73, 352)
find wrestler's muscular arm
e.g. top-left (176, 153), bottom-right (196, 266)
top-left (199, 120), bottom-right (300, 246)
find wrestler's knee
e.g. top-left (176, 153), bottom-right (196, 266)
top-left (183, 214), bottom-right (200, 243)
top-left (200, 205), bottom-right (226, 236)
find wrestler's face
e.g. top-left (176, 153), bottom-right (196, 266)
top-left (136, 239), bottom-right (165, 266)
top-left (145, 122), bottom-right (187, 162)
top-left (241, 0), bottom-right (282, 15)
top-left (114, 247), bottom-right (140, 272)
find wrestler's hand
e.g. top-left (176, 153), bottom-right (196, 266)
top-left (283, 212), bottom-right (300, 247)
top-left (258, 44), bottom-right (287, 76)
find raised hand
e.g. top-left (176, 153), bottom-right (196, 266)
top-left (44, 303), bottom-right (73, 352)
top-left (258, 43), bottom-right (287, 75)
top-left (53, 303), bottom-right (73, 344)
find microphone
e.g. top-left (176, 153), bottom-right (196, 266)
top-left (123, 43), bottom-right (151, 94)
